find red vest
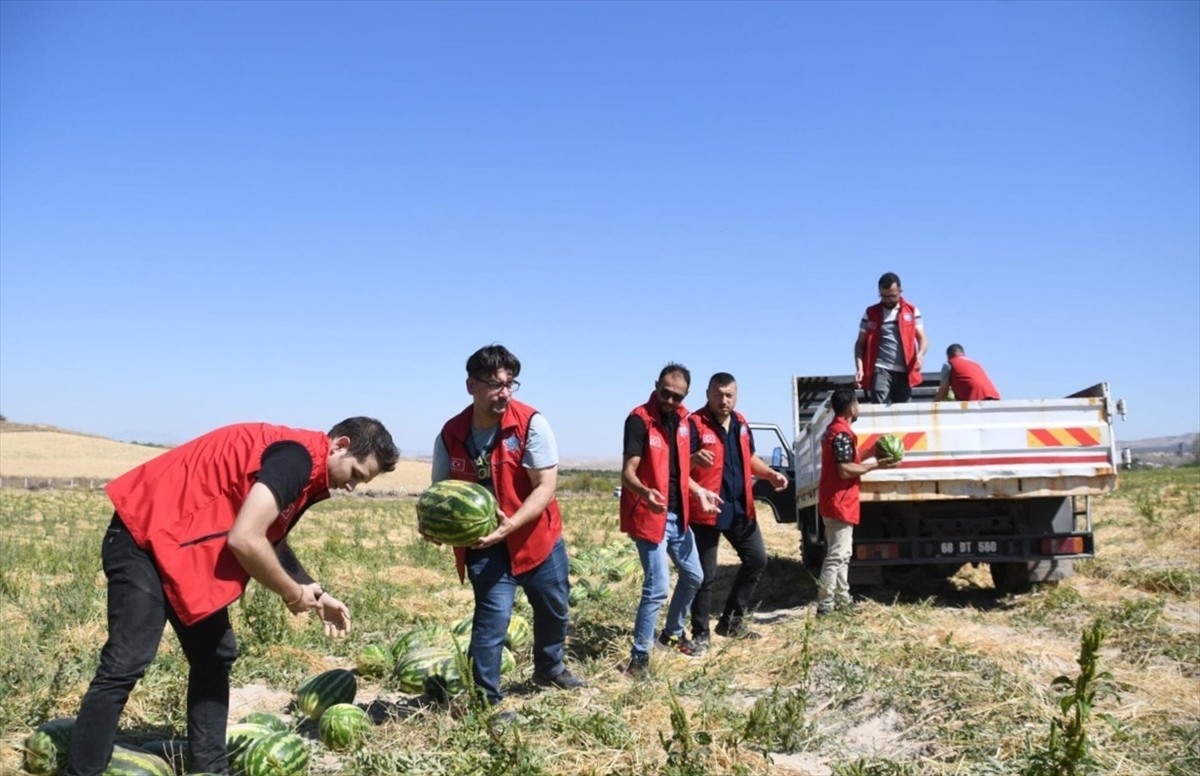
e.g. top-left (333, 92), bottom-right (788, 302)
top-left (860, 299), bottom-right (922, 390)
top-left (818, 416), bottom-right (861, 525)
top-left (619, 395), bottom-right (691, 543)
top-left (947, 355), bottom-right (1000, 400)
top-left (105, 424), bottom-right (331, 626)
top-left (441, 399), bottom-right (563, 580)
top-left (687, 408), bottom-right (755, 526)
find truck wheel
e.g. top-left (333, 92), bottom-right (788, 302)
top-left (801, 535), bottom-right (825, 572)
top-left (989, 562), bottom-right (1033, 594)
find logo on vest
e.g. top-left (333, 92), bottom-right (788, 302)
top-left (648, 436), bottom-right (663, 449)
top-left (703, 433), bottom-right (718, 445)
top-left (866, 321), bottom-right (878, 330)
top-left (503, 436), bottom-right (521, 453)
top-left (903, 313), bottom-right (913, 322)
top-left (450, 458), bottom-right (467, 472)
top-left (679, 425), bottom-right (689, 438)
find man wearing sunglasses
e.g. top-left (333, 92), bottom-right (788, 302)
top-left (620, 363), bottom-right (721, 675)
top-left (854, 271), bottom-right (929, 404)
top-left (431, 344), bottom-right (584, 719)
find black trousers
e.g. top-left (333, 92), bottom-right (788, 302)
top-left (66, 515), bottom-right (238, 776)
top-left (690, 517), bottom-right (767, 639)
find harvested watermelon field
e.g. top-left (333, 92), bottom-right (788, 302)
top-left (2, 468), bottom-right (1198, 775)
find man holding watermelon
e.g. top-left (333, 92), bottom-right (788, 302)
top-left (620, 364), bottom-right (722, 675)
top-left (816, 389), bottom-right (897, 616)
top-left (854, 271), bottom-right (929, 404)
top-left (687, 373), bottom-right (790, 651)
top-left (431, 344), bottom-right (585, 715)
top-left (66, 417), bottom-right (399, 776)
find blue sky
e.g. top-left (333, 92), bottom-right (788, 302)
top-left (2, 1), bottom-right (1197, 458)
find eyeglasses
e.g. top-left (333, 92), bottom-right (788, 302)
top-left (657, 387), bottom-right (686, 403)
top-left (879, 291), bottom-right (901, 300)
top-left (479, 378), bottom-right (520, 394)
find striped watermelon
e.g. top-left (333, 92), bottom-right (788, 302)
top-left (389, 623), bottom-right (450, 662)
top-left (356, 643), bottom-right (391, 679)
top-left (238, 711), bottom-right (290, 733)
top-left (138, 740), bottom-right (189, 774)
top-left (876, 434), bottom-right (905, 462)
top-left (101, 745), bottom-right (172, 776)
top-left (417, 480), bottom-right (498, 546)
top-left (317, 703), bottom-right (371, 752)
top-left (241, 731), bottom-right (308, 776)
top-left (295, 668), bottom-right (356, 721)
top-left (451, 615), bottom-right (473, 637)
top-left (22, 718), bottom-right (74, 776)
top-left (505, 614), bottom-right (532, 650)
top-left (394, 645), bottom-right (454, 694)
top-left (500, 646), bottom-right (516, 675)
top-left (226, 722), bottom-right (273, 772)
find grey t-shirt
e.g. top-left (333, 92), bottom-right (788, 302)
top-left (431, 412), bottom-right (558, 491)
top-left (861, 304), bottom-right (923, 372)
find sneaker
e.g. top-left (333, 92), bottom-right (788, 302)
top-left (533, 668), bottom-right (587, 690)
top-left (656, 632), bottom-right (695, 656)
top-left (815, 605), bottom-right (834, 617)
top-left (623, 653), bottom-right (650, 677)
top-left (690, 636), bottom-right (710, 656)
top-left (490, 709), bottom-right (519, 728)
top-left (714, 621), bottom-right (762, 640)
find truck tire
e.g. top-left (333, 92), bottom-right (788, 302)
top-left (801, 533), bottom-right (825, 572)
top-left (989, 562), bottom-right (1033, 594)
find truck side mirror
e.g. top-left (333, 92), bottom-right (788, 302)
top-left (772, 448), bottom-right (783, 467)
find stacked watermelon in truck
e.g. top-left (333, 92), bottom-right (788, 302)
top-left (750, 375), bottom-right (1124, 591)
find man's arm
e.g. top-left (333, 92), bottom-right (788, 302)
top-left (914, 318), bottom-right (928, 372)
top-left (622, 454), bottom-right (666, 512)
top-left (227, 483), bottom-right (322, 613)
top-left (854, 329), bottom-right (868, 385)
top-left (750, 455), bottom-right (789, 490)
top-left (474, 464), bottom-right (558, 548)
top-left (933, 362), bottom-right (952, 401)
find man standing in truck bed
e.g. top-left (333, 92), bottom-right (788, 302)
top-left (933, 343), bottom-right (1001, 401)
top-left (854, 272), bottom-right (928, 404)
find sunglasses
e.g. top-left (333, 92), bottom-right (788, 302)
top-left (657, 387), bottom-right (686, 403)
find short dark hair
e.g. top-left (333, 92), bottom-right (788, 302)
top-left (658, 362), bottom-right (691, 387)
top-left (328, 417), bottom-right (399, 472)
top-left (878, 272), bottom-right (901, 289)
top-left (708, 372), bottom-right (736, 388)
top-left (466, 344), bottom-right (521, 381)
top-left (947, 343), bottom-right (965, 358)
top-left (831, 387), bottom-right (858, 416)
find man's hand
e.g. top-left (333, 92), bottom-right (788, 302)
top-left (285, 582), bottom-right (324, 615)
top-left (642, 488), bottom-right (667, 513)
top-left (472, 508), bottom-right (512, 549)
top-left (315, 593), bottom-right (351, 638)
top-left (854, 365), bottom-right (864, 385)
top-left (768, 471), bottom-right (789, 491)
top-left (696, 488), bottom-right (723, 514)
top-left (875, 456), bottom-right (899, 470)
top-left (691, 449), bottom-right (716, 468)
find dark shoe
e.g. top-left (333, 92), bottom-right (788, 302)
top-left (533, 668), bottom-right (586, 690)
top-left (623, 653), bottom-right (650, 677)
top-left (836, 597), bottom-right (859, 613)
top-left (656, 632), bottom-right (695, 656)
top-left (715, 621), bottom-right (761, 640)
top-left (815, 605), bottom-right (834, 618)
top-left (690, 636), bottom-right (710, 656)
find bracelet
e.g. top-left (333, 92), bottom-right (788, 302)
top-left (285, 589), bottom-right (304, 606)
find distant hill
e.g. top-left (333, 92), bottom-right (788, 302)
top-left (1119, 433), bottom-right (1200, 454)
top-left (0, 421), bottom-right (432, 494)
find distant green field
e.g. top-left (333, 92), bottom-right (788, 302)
top-left (2, 470), bottom-right (1197, 775)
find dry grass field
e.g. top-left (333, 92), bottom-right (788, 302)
top-left (1, 426), bottom-right (1197, 775)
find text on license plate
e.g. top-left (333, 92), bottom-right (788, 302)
top-left (936, 540), bottom-right (999, 557)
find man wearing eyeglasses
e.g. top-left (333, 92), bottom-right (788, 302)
top-left (854, 271), bottom-right (929, 404)
top-left (620, 363), bottom-right (721, 675)
top-left (431, 344), bottom-right (584, 717)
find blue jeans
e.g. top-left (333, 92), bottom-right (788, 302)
top-left (465, 537), bottom-right (570, 705)
top-left (631, 513), bottom-right (702, 658)
top-left (67, 515), bottom-right (237, 776)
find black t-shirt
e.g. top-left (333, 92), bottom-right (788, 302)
top-left (255, 441), bottom-right (317, 584)
top-left (623, 411), bottom-right (683, 512)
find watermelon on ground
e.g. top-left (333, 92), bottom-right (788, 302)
top-left (505, 614), bottom-right (532, 650)
top-left (318, 703), bottom-right (371, 752)
top-left (394, 645), bottom-right (454, 694)
top-left (416, 480), bottom-right (498, 546)
top-left (101, 745), bottom-right (171, 776)
top-left (138, 740), bottom-right (189, 774)
top-left (295, 668), bottom-right (356, 721)
top-left (389, 623), bottom-right (450, 662)
top-left (500, 646), bottom-right (516, 675)
top-left (875, 434), bottom-right (905, 462)
top-left (238, 711), bottom-right (290, 733)
top-left (226, 722), bottom-right (273, 773)
top-left (356, 643), bottom-right (391, 679)
top-left (241, 731), bottom-right (309, 776)
top-left (22, 718), bottom-right (74, 776)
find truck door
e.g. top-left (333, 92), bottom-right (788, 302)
top-left (748, 423), bottom-right (796, 523)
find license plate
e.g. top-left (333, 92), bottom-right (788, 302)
top-left (933, 540), bottom-right (1000, 558)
